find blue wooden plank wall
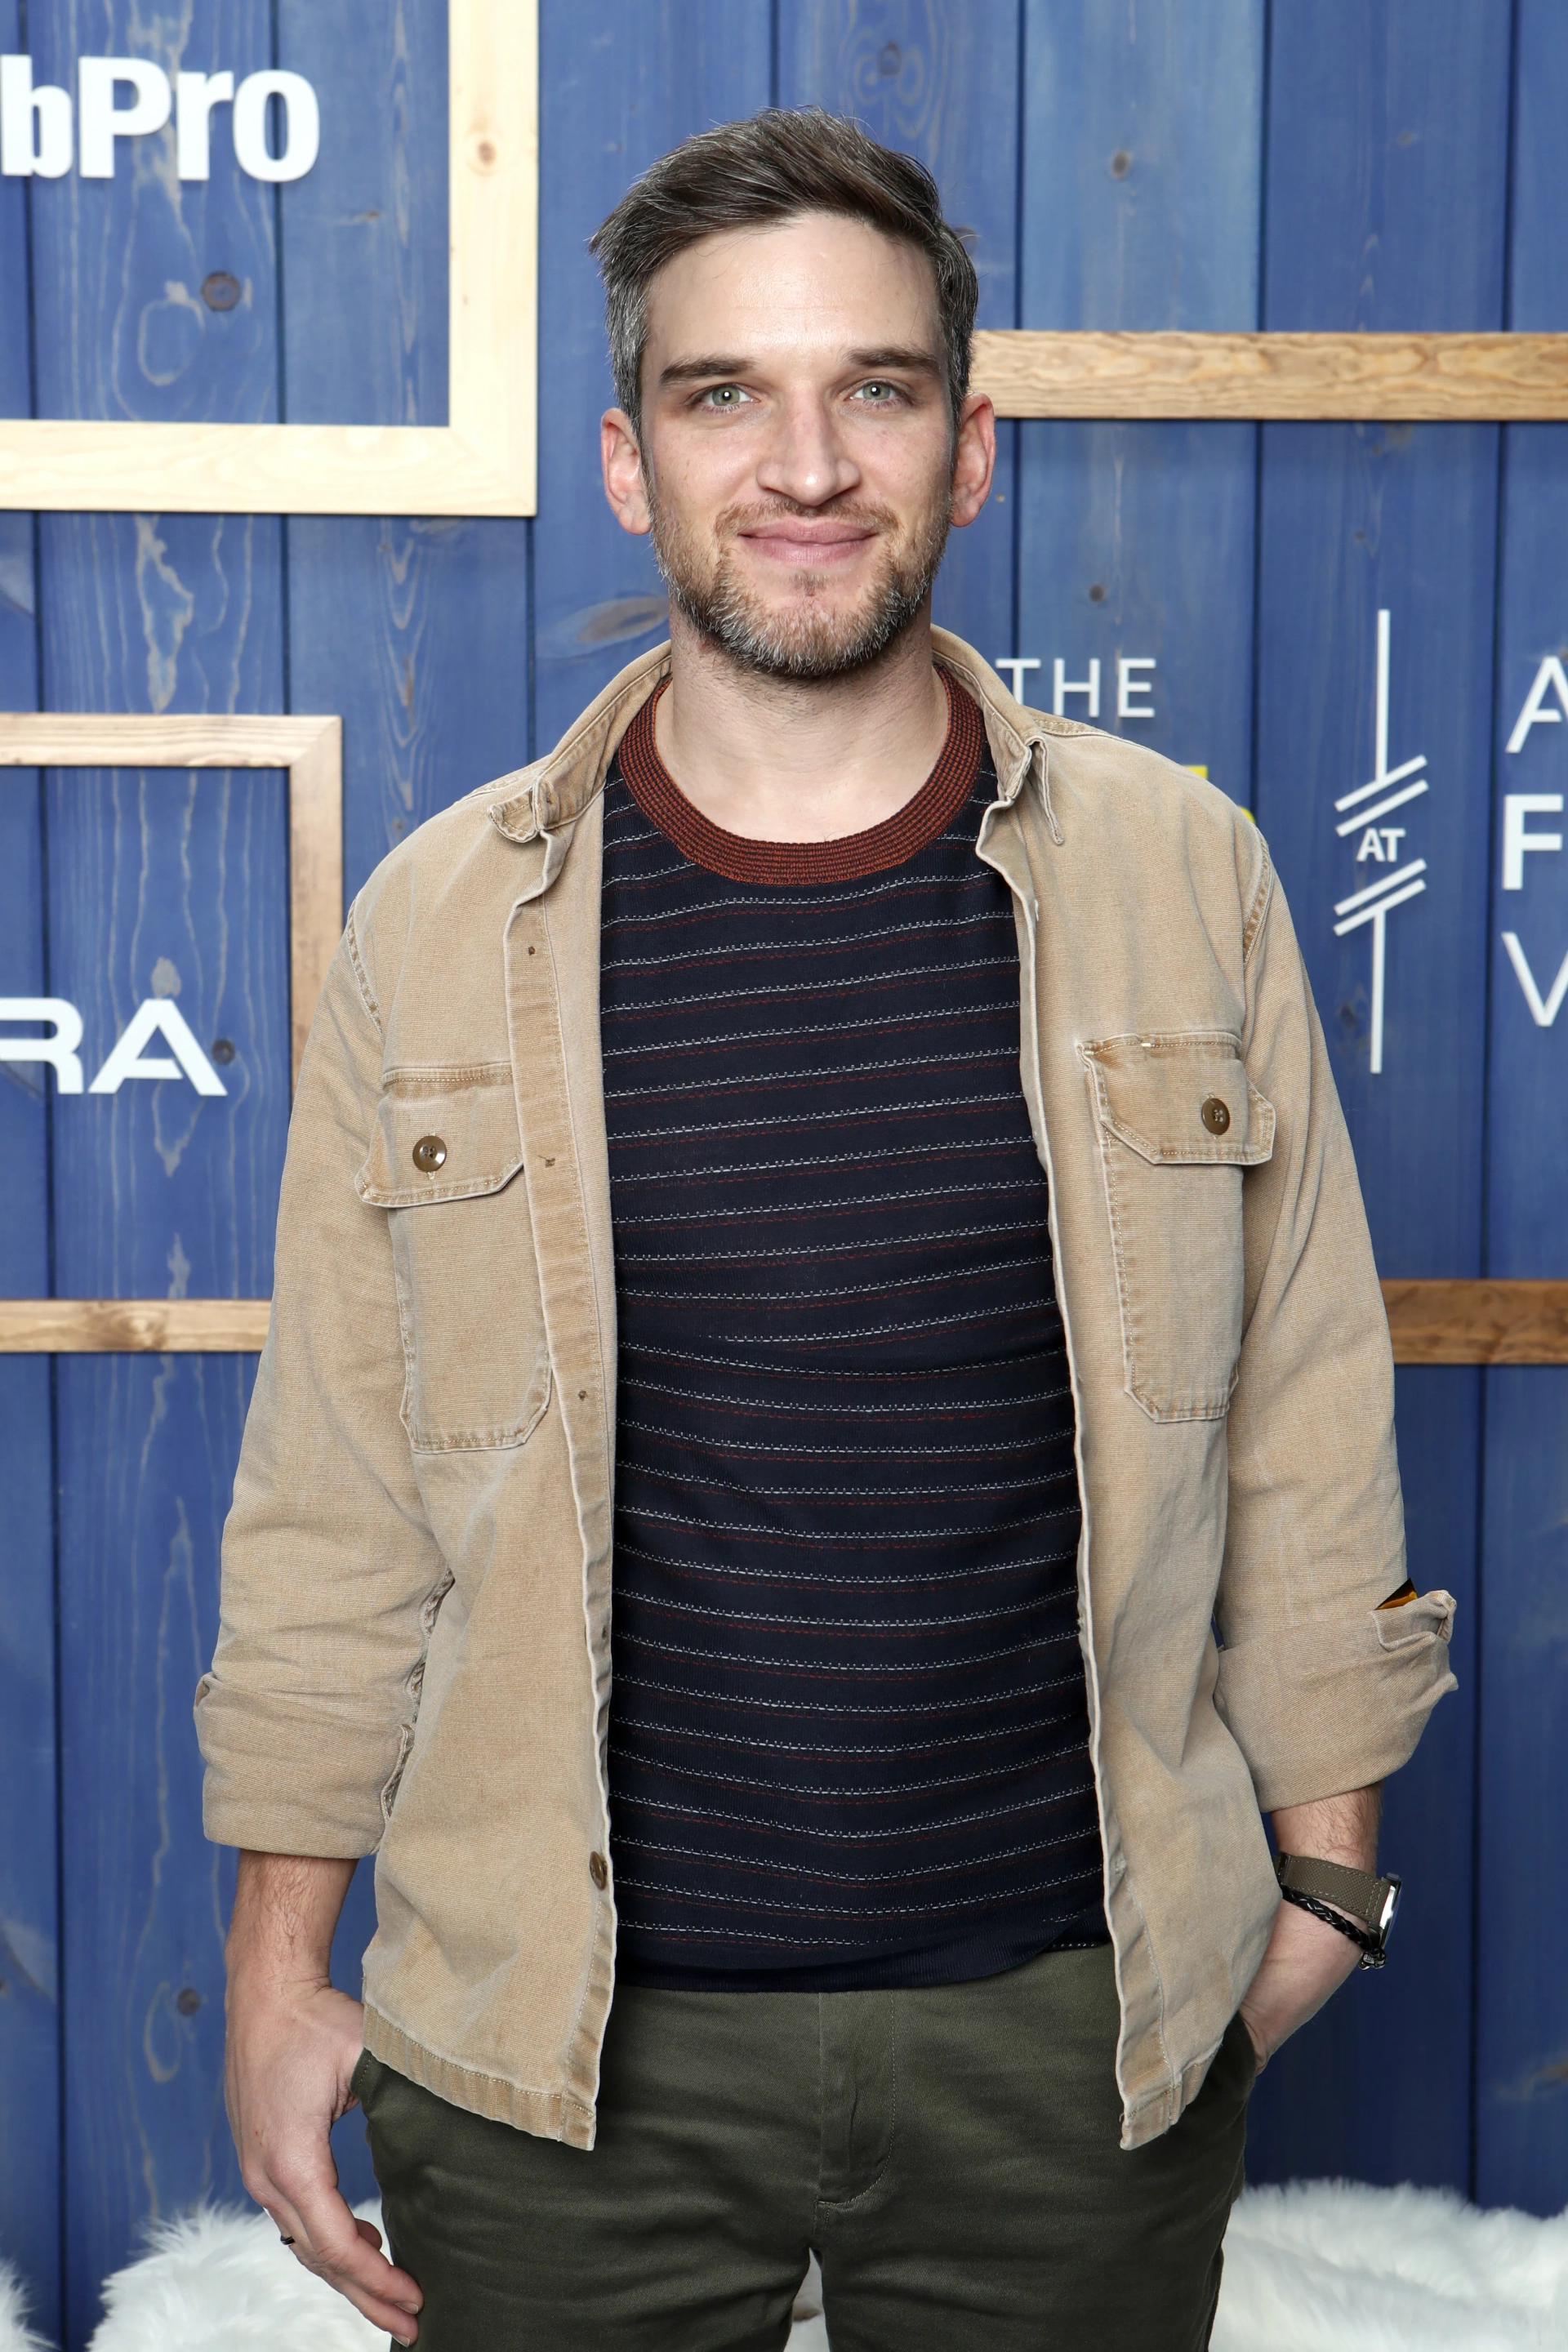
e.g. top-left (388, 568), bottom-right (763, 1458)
top-left (1477, 0), bottom-right (1568, 2216)
top-left (0, 4), bottom-right (1564, 2340)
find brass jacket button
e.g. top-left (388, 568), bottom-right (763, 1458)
top-left (588, 1851), bottom-right (609, 1891)
top-left (412, 1134), bottom-right (448, 1173)
top-left (1200, 1097), bottom-right (1231, 1136)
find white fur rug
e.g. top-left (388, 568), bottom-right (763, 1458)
top-left (2, 2180), bottom-right (1565, 2349)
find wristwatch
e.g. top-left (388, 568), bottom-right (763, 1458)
top-left (1274, 1852), bottom-right (1402, 1970)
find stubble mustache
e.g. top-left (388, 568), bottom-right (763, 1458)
top-left (648, 492), bottom-right (951, 683)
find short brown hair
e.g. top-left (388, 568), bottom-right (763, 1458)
top-left (589, 109), bottom-right (979, 438)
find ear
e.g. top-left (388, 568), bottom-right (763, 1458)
top-left (949, 392), bottom-right (996, 529)
top-left (602, 409), bottom-right (653, 537)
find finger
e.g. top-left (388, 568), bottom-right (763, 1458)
top-left (265, 2180), bottom-right (424, 2335)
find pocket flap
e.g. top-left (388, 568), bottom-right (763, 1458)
top-left (356, 1064), bottom-right (524, 1207)
top-left (1085, 1032), bottom-right (1275, 1167)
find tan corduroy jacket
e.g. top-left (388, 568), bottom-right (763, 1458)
top-left (197, 630), bottom-right (1455, 2153)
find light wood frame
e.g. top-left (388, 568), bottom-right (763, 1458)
top-left (0, 711), bottom-right (341, 1354)
top-left (0, 0), bottom-right (537, 518)
top-left (971, 330), bottom-right (1568, 419)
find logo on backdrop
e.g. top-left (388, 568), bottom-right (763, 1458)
top-left (0, 54), bottom-right (318, 183)
top-left (0, 998), bottom-right (226, 1096)
top-left (1330, 610), bottom-right (1429, 1076)
top-left (1501, 654), bottom-right (1568, 1028)
top-left (994, 653), bottom-right (1158, 721)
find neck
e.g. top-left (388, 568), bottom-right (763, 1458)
top-left (653, 604), bottom-right (950, 843)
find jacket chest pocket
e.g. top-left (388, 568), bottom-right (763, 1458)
top-left (1084, 1032), bottom-right (1275, 1423)
top-left (356, 1066), bottom-right (551, 1452)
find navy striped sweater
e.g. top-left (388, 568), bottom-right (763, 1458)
top-left (600, 675), bottom-right (1105, 1989)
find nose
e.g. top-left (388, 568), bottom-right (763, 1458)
top-left (753, 389), bottom-right (862, 508)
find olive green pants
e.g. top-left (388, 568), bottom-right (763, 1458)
top-left (355, 1944), bottom-right (1254, 2351)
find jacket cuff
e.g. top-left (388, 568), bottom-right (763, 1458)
top-left (1214, 1591), bottom-right (1457, 1814)
top-left (195, 1675), bottom-right (395, 1857)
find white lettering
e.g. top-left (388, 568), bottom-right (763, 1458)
top-left (2, 54), bottom-right (317, 181)
top-left (993, 657), bottom-right (1040, 703)
top-left (87, 999), bottom-right (227, 1096)
top-left (1116, 655), bottom-right (1156, 719)
top-left (1356, 827), bottom-right (1387, 863)
top-left (1053, 657), bottom-right (1100, 719)
top-left (0, 998), bottom-right (84, 1092)
top-left (1381, 826), bottom-right (1405, 861)
top-left (231, 69), bottom-right (318, 184)
top-left (1, 54), bottom-right (72, 176)
top-left (1502, 793), bottom-right (1564, 890)
top-left (1501, 933), bottom-right (1568, 1027)
top-left (175, 69), bottom-right (234, 180)
top-left (1505, 655), bottom-right (1568, 755)
top-left (78, 56), bottom-right (171, 179)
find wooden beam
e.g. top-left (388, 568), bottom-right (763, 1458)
top-left (0, 1300), bottom-right (271, 1352)
top-left (971, 330), bottom-right (1568, 421)
top-left (1383, 1279), bottom-right (1568, 1365)
top-left (1, 1283), bottom-right (1562, 1360)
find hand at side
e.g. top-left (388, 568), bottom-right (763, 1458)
top-left (224, 1851), bottom-right (424, 2345)
top-left (1239, 1785), bottom-right (1381, 2073)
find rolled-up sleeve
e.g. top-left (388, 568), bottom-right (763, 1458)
top-left (1213, 854), bottom-right (1456, 1813)
top-left (195, 907), bottom-right (446, 1856)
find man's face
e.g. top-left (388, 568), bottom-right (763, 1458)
top-left (601, 213), bottom-right (994, 681)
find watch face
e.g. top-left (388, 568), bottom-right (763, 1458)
top-left (1377, 1878), bottom-right (1402, 1937)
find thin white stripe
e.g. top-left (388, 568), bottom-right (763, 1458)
top-left (616, 1373), bottom-right (1069, 1418)
top-left (617, 1785), bottom-right (1095, 1840)
top-left (601, 911), bottom-right (1009, 975)
top-left (607, 1746), bottom-right (1086, 1802)
top-left (616, 1416), bottom-right (1067, 1455)
top-left (616, 1827), bottom-right (1094, 1884)
top-left (613, 1868), bottom-right (1097, 1921)
top-left (610, 1540), bottom-right (1079, 1587)
top-left (609, 1091), bottom-right (1022, 1146)
top-left (604, 1046), bottom-right (1015, 1102)
top-left (600, 1004), bottom-right (1018, 1059)
top-left (600, 954), bottom-right (1014, 1014)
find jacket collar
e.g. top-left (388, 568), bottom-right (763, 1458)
top-left (488, 625), bottom-right (1066, 856)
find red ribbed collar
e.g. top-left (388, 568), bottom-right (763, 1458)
top-left (614, 669), bottom-right (984, 885)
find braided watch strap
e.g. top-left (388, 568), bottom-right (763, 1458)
top-left (1274, 1853), bottom-right (1401, 1971)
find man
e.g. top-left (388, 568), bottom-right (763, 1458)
top-left (198, 109), bottom-right (1455, 2350)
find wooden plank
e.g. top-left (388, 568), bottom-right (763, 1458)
top-left (23, 5), bottom-right (290, 2331)
top-left (0, 712), bottom-right (331, 766)
top-left (973, 329), bottom-right (1568, 419)
top-left (1250, 1362), bottom-right (1481, 2186)
top-left (15, 328), bottom-right (1568, 501)
top-left (778, 0), bottom-right (1023, 674)
top-left (1015, 0), bottom-right (1263, 813)
top-left (0, 1300), bottom-right (270, 1353)
top-left (0, 4), bottom-right (60, 2309)
top-left (1476, 1370), bottom-right (1568, 2213)
top-left (1383, 1281), bottom-right (1568, 1365)
top-left (277, 0), bottom-right (537, 2210)
top-left (1474, 0), bottom-right (1568, 2219)
top-left (5, 1281), bottom-right (1560, 1363)
top-left (531, 0), bottom-right (772, 757)
top-left (1243, 0), bottom-right (1511, 2202)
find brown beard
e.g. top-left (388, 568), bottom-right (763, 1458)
top-left (647, 488), bottom-right (951, 682)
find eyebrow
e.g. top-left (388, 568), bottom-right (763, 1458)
top-left (657, 345), bottom-right (943, 390)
